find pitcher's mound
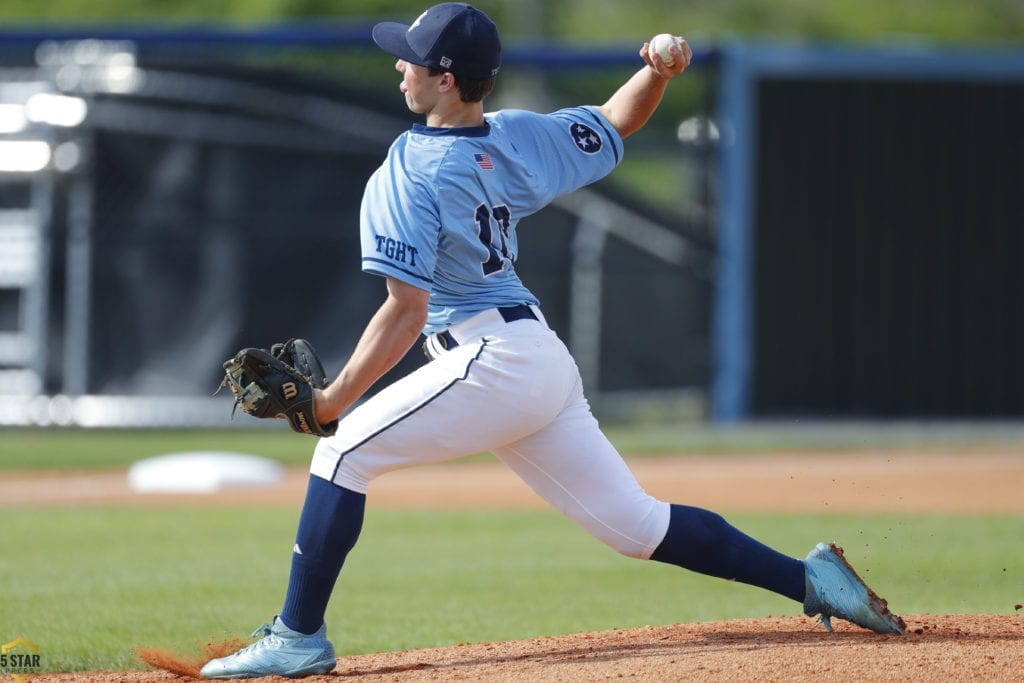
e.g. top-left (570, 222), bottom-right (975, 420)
top-left (28, 613), bottom-right (1024, 682)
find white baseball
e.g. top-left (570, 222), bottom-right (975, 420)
top-left (650, 33), bottom-right (679, 67)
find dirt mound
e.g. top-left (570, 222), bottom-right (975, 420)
top-left (134, 639), bottom-right (246, 679)
top-left (27, 614), bottom-right (1024, 682)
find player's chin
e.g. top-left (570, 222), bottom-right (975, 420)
top-left (406, 99), bottom-right (430, 115)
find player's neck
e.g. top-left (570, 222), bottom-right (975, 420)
top-left (425, 99), bottom-right (485, 129)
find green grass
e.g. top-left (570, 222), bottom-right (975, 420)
top-left (1, 0), bottom-right (1021, 45)
top-left (3, 423), bottom-right (1023, 471)
top-left (0, 428), bottom-right (316, 470)
top-left (2, 506), bottom-right (1020, 673)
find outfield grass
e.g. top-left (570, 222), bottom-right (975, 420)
top-left (3, 422), bottom-right (1024, 470)
top-left (2, 505), bottom-right (1021, 673)
top-left (0, 428), bottom-right (315, 470)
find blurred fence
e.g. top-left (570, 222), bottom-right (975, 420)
top-left (0, 27), bottom-right (714, 426)
top-left (1, 27), bottom-right (1022, 428)
top-left (712, 43), bottom-right (1024, 421)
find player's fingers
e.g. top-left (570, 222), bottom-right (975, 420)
top-left (662, 37), bottom-right (689, 75)
top-left (639, 42), bottom-right (656, 70)
top-left (678, 38), bottom-right (693, 69)
top-left (642, 42), bottom-right (675, 77)
top-left (641, 37), bottom-right (689, 77)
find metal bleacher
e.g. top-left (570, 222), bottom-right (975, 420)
top-left (0, 76), bottom-right (55, 398)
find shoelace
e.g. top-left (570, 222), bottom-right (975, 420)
top-left (250, 623), bottom-right (273, 639)
top-left (227, 623), bottom-right (277, 656)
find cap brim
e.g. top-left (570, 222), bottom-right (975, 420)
top-left (372, 21), bottom-right (427, 66)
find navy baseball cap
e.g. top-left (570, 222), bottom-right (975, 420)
top-left (372, 3), bottom-right (501, 80)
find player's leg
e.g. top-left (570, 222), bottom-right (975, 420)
top-left (200, 474), bottom-right (356, 678)
top-left (493, 392), bottom-right (905, 634)
top-left (279, 476), bottom-right (365, 634)
top-left (648, 501), bottom-right (804, 601)
top-left (276, 332), bottom-right (578, 638)
top-left (202, 342), bottom-right (549, 678)
top-left (492, 392), bottom-right (804, 601)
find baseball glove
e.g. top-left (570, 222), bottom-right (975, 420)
top-left (218, 338), bottom-right (338, 437)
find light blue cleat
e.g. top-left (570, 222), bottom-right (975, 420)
top-left (803, 542), bottom-right (906, 635)
top-left (200, 617), bottom-right (337, 679)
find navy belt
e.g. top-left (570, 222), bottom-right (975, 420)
top-left (436, 304), bottom-right (537, 351)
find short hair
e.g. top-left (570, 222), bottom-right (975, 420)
top-left (428, 67), bottom-right (496, 103)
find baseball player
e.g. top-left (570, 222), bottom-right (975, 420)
top-left (201, 3), bottom-right (904, 678)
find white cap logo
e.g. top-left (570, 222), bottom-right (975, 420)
top-left (440, 56), bottom-right (453, 68)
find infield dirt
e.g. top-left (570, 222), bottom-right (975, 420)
top-left (7, 448), bottom-right (1024, 681)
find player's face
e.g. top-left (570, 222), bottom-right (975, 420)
top-left (396, 60), bottom-right (442, 115)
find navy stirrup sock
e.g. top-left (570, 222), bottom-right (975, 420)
top-left (650, 504), bottom-right (806, 603)
top-left (280, 475), bottom-right (366, 634)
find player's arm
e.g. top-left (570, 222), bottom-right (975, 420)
top-left (597, 36), bottom-right (691, 139)
top-left (314, 276), bottom-right (429, 423)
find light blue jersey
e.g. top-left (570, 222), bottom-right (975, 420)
top-left (360, 105), bottom-right (623, 333)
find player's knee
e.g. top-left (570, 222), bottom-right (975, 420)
top-left (583, 500), bottom-right (671, 560)
top-left (311, 440), bottom-right (374, 493)
top-left (600, 529), bottom-right (659, 559)
top-left (609, 539), bottom-right (648, 559)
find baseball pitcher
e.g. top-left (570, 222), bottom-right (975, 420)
top-left (205, 3), bottom-right (904, 678)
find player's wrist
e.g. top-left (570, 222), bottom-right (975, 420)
top-left (313, 387), bottom-right (341, 425)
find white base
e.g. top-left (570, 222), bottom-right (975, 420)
top-left (127, 451), bottom-right (283, 493)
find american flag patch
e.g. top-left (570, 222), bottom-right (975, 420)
top-left (474, 153), bottom-right (494, 170)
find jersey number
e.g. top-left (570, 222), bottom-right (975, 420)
top-left (475, 203), bottom-right (513, 276)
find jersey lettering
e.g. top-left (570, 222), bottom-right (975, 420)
top-left (475, 203), bottom-right (512, 276)
top-left (373, 234), bottom-right (419, 267)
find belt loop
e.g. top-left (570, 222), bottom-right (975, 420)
top-left (422, 329), bottom-right (457, 361)
top-left (438, 330), bottom-right (457, 349)
top-left (497, 304), bottom-right (538, 323)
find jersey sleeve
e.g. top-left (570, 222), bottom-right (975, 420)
top-left (497, 106), bottom-right (624, 204)
top-left (358, 137), bottom-right (439, 290)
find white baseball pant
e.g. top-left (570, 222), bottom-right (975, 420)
top-left (310, 307), bottom-right (671, 559)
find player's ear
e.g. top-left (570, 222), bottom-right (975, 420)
top-left (439, 72), bottom-right (455, 92)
